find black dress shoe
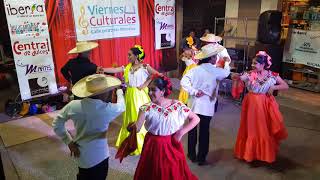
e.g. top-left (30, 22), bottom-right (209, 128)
top-left (198, 160), bottom-right (210, 166)
top-left (187, 155), bottom-right (197, 163)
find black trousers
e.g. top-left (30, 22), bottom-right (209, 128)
top-left (188, 114), bottom-right (212, 162)
top-left (215, 99), bottom-right (218, 112)
top-left (0, 154), bottom-right (5, 180)
top-left (77, 158), bottom-right (109, 180)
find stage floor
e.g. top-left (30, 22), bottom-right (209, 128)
top-left (1, 80), bottom-right (320, 179)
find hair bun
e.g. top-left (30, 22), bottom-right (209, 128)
top-left (134, 45), bottom-right (145, 60)
top-left (151, 74), bottom-right (172, 97)
top-left (256, 51), bottom-right (272, 69)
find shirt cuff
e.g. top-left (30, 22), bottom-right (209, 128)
top-left (190, 88), bottom-right (198, 96)
top-left (116, 89), bottom-right (123, 96)
top-left (63, 134), bottom-right (73, 145)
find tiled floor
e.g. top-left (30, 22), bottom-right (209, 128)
top-left (0, 80), bottom-right (320, 180)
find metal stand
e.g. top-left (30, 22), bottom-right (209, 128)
top-left (214, 17), bottom-right (258, 103)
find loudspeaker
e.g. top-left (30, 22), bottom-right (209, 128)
top-left (254, 42), bottom-right (284, 74)
top-left (257, 10), bottom-right (282, 44)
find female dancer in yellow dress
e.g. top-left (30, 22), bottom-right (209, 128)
top-left (178, 49), bottom-right (198, 104)
top-left (102, 45), bottom-right (161, 155)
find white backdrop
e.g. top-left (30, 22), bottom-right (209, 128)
top-left (283, 29), bottom-right (320, 69)
top-left (154, 0), bottom-right (176, 50)
top-left (4, 0), bottom-right (58, 100)
top-left (71, 0), bottom-right (140, 41)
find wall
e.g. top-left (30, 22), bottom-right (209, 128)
top-left (225, 0), bottom-right (239, 18)
top-left (260, 0), bottom-right (279, 13)
top-left (183, 0), bottom-right (226, 37)
top-left (223, 0), bottom-right (280, 48)
top-left (238, 0), bottom-right (261, 40)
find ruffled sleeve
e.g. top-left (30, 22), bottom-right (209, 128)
top-left (177, 101), bottom-right (191, 121)
top-left (269, 71), bottom-right (279, 85)
top-left (139, 103), bottom-right (151, 113)
top-left (271, 71), bottom-right (279, 80)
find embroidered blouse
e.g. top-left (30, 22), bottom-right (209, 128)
top-left (140, 101), bottom-right (191, 136)
top-left (124, 64), bottom-right (150, 87)
top-left (243, 70), bottom-right (279, 94)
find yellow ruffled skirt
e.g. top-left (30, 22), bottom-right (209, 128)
top-left (115, 86), bottom-right (150, 155)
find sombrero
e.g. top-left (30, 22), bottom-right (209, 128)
top-left (200, 33), bottom-right (222, 43)
top-left (68, 41), bottom-right (98, 54)
top-left (72, 74), bottom-right (121, 98)
top-left (194, 44), bottom-right (224, 60)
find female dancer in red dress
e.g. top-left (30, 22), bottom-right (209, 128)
top-left (233, 51), bottom-right (289, 163)
top-left (129, 75), bottom-right (199, 180)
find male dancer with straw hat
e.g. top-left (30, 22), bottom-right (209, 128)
top-left (181, 44), bottom-right (230, 166)
top-left (61, 41), bottom-right (100, 85)
top-left (52, 74), bottom-right (125, 180)
top-left (200, 34), bottom-right (232, 112)
top-left (200, 33), bottom-right (231, 68)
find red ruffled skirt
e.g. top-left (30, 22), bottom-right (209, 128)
top-left (234, 93), bottom-right (288, 163)
top-left (134, 133), bottom-right (198, 180)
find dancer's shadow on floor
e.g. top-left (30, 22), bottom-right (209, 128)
top-left (247, 156), bottom-right (305, 173)
top-left (250, 144), bottom-right (320, 173)
top-left (207, 148), bottom-right (235, 164)
top-left (206, 148), bottom-right (306, 173)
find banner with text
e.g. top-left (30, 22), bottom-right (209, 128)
top-left (154, 0), bottom-right (176, 50)
top-left (4, 0), bottom-right (58, 100)
top-left (71, 0), bottom-right (140, 41)
top-left (283, 29), bottom-right (320, 69)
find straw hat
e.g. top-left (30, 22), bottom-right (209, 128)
top-left (68, 41), bottom-right (99, 54)
top-left (194, 44), bottom-right (224, 60)
top-left (72, 74), bottom-right (121, 98)
top-left (200, 33), bottom-right (222, 43)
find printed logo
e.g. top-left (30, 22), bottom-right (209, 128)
top-left (28, 77), bottom-right (49, 96)
top-left (79, 5), bottom-right (89, 35)
top-left (307, 62), bottom-right (320, 68)
top-left (161, 33), bottom-right (171, 48)
top-left (9, 21), bottom-right (47, 37)
top-left (293, 30), bottom-right (307, 35)
top-left (13, 38), bottom-right (50, 56)
top-left (16, 61), bottom-right (52, 75)
top-left (285, 57), bottom-right (296, 63)
top-left (77, 4), bottom-right (138, 35)
top-left (296, 42), bottom-right (317, 54)
top-left (158, 22), bottom-right (174, 30)
top-left (5, 3), bottom-right (44, 17)
top-left (155, 4), bottom-right (175, 16)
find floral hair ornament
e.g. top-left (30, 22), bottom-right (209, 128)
top-left (186, 36), bottom-right (194, 48)
top-left (134, 45), bottom-right (145, 60)
top-left (256, 51), bottom-right (272, 69)
top-left (151, 73), bottom-right (172, 96)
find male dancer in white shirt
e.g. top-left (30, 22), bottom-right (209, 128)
top-left (200, 33), bottom-right (231, 66)
top-left (200, 33), bottom-right (232, 112)
top-left (53, 74), bottom-right (125, 180)
top-left (181, 44), bottom-right (230, 166)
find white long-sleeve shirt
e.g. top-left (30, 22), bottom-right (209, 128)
top-left (180, 63), bottom-right (230, 116)
top-left (52, 89), bottom-right (125, 168)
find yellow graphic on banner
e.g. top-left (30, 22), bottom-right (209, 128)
top-left (78, 5), bottom-right (88, 35)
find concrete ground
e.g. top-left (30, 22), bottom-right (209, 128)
top-left (0, 83), bottom-right (320, 180)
